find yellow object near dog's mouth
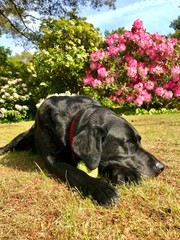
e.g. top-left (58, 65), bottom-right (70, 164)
top-left (77, 161), bottom-right (99, 178)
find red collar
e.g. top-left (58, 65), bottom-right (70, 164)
top-left (69, 116), bottom-right (77, 166)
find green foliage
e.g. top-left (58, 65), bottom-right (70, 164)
top-left (0, 46), bottom-right (11, 65)
top-left (28, 17), bottom-right (104, 103)
top-left (83, 87), bottom-right (179, 116)
top-left (169, 15), bottom-right (180, 38)
top-left (2, 110), bottom-right (25, 122)
top-left (135, 108), bottom-right (178, 115)
top-left (0, 0), bottom-right (115, 45)
top-left (104, 27), bottom-right (125, 38)
top-left (0, 46), bottom-right (11, 77)
top-left (169, 15), bottom-right (180, 31)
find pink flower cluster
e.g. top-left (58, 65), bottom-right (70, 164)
top-left (83, 19), bottom-right (180, 107)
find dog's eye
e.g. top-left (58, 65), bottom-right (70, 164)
top-left (129, 138), bottom-right (136, 144)
top-left (126, 137), bottom-right (137, 147)
top-left (102, 136), bottom-right (106, 143)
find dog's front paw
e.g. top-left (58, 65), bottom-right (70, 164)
top-left (0, 147), bottom-right (7, 156)
top-left (88, 178), bottom-right (119, 206)
top-left (100, 165), bottom-right (141, 185)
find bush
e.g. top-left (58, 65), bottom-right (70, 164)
top-left (27, 16), bottom-right (104, 104)
top-left (83, 19), bottom-right (180, 110)
top-left (0, 77), bottom-right (30, 122)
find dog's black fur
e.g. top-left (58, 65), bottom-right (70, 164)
top-left (0, 95), bottom-right (164, 205)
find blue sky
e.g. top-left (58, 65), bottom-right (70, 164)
top-left (0, 0), bottom-right (179, 55)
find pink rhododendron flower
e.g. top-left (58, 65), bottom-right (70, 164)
top-left (83, 76), bottom-right (93, 85)
top-left (119, 44), bottom-right (126, 52)
top-left (90, 62), bottom-right (98, 70)
top-left (175, 84), bottom-right (180, 97)
top-left (110, 94), bottom-right (117, 101)
top-left (116, 96), bottom-right (125, 104)
top-left (155, 87), bottom-right (165, 97)
top-left (116, 89), bottom-right (122, 96)
top-left (132, 19), bottom-right (144, 34)
top-left (143, 92), bottom-right (152, 102)
top-left (171, 65), bottom-right (180, 81)
top-left (106, 76), bottom-right (114, 84)
top-left (128, 58), bottom-right (138, 67)
top-left (134, 82), bottom-right (144, 93)
top-left (151, 66), bottom-right (164, 75)
top-left (106, 33), bottom-right (119, 46)
top-left (97, 67), bottom-right (108, 78)
top-left (134, 96), bottom-right (144, 106)
top-left (138, 62), bottom-right (148, 77)
top-left (90, 50), bottom-right (105, 62)
top-left (92, 79), bottom-right (102, 88)
top-left (108, 46), bottom-right (120, 57)
top-left (127, 67), bottom-right (137, 79)
top-left (163, 90), bottom-right (173, 99)
top-left (144, 80), bottom-right (154, 90)
top-left (126, 95), bottom-right (135, 102)
top-left (163, 81), bottom-right (175, 90)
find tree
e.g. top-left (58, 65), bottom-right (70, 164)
top-left (170, 15), bottom-right (180, 31)
top-left (0, 46), bottom-right (11, 71)
top-left (104, 27), bottom-right (125, 38)
top-left (0, 0), bottom-right (115, 45)
top-left (169, 15), bottom-right (180, 39)
top-left (27, 16), bottom-right (104, 104)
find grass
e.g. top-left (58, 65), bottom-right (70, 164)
top-left (0, 114), bottom-right (180, 240)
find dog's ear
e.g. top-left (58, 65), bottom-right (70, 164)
top-left (72, 128), bottom-right (105, 170)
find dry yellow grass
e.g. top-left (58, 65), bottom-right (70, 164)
top-left (0, 114), bottom-right (180, 240)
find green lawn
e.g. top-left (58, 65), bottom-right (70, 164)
top-left (0, 114), bottom-right (180, 240)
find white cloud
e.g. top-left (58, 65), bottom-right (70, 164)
top-left (84, 0), bottom-right (180, 35)
top-left (0, 0), bottom-right (179, 54)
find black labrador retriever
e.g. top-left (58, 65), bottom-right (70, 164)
top-left (0, 95), bottom-right (164, 205)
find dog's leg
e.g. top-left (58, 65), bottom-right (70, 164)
top-left (43, 153), bottom-right (119, 206)
top-left (0, 125), bottom-right (35, 155)
top-left (99, 164), bottom-right (141, 185)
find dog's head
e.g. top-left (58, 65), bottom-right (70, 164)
top-left (100, 116), bottom-right (164, 181)
top-left (72, 109), bottom-right (164, 183)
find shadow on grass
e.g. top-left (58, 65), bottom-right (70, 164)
top-left (0, 151), bottom-right (46, 173)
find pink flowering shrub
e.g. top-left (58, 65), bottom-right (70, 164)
top-left (83, 19), bottom-right (180, 108)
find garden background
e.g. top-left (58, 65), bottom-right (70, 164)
top-left (0, 1), bottom-right (180, 239)
top-left (0, 1), bottom-right (179, 122)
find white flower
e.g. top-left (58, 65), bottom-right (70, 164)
top-left (8, 79), bottom-right (18, 85)
top-left (40, 82), bottom-right (47, 87)
top-left (13, 93), bottom-right (19, 98)
top-left (0, 108), bottom-right (7, 113)
top-left (17, 78), bottom-right (22, 82)
top-left (22, 105), bottom-right (29, 110)
top-left (15, 104), bottom-right (22, 110)
top-left (42, 50), bottom-right (49, 55)
top-left (25, 94), bottom-right (30, 99)
top-left (36, 99), bottom-right (45, 108)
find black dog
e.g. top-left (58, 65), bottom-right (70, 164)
top-left (0, 95), bottom-right (164, 205)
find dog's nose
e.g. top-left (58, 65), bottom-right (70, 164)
top-left (155, 162), bottom-right (165, 173)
